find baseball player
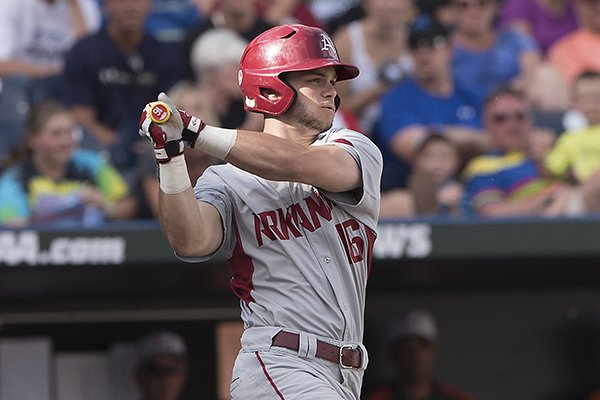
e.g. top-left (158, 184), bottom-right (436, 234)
top-left (138, 24), bottom-right (382, 399)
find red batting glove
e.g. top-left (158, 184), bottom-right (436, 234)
top-left (139, 100), bottom-right (184, 163)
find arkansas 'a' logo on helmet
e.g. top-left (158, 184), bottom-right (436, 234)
top-left (320, 34), bottom-right (339, 60)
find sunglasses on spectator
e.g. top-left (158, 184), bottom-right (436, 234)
top-left (489, 111), bottom-right (529, 124)
top-left (142, 363), bottom-right (186, 377)
top-left (454, 0), bottom-right (493, 9)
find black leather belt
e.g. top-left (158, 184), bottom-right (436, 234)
top-left (271, 331), bottom-right (362, 369)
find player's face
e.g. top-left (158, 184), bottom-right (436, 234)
top-left (485, 94), bottom-right (532, 152)
top-left (283, 67), bottom-right (338, 133)
top-left (28, 111), bottom-right (77, 167)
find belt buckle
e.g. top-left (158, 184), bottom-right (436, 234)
top-left (339, 344), bottom-right (355, 369)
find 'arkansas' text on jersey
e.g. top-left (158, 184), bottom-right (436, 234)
top-left (253, 192), bottom-right (334, 247)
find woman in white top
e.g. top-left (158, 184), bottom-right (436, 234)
top-left (333, 0), bottom-right (415, 136)
top-left (0, 0), bottom-right (102, 160)
top-left (0, 0), bottom-right (101, 82)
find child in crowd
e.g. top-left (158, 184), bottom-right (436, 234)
top-left (408, 132), bottom-right (464, 216)
top-left (0, 101), bottom-right (136, 227)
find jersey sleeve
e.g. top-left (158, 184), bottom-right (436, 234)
top-left (318, 129), bottom-right (383, 228)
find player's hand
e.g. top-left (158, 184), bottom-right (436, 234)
top-left (139, 92), bottom-right (185, 163)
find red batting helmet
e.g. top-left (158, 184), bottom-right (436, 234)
top-left (238, 24), bottom-right (359, 116)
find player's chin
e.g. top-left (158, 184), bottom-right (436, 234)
top-left (320, 108), bottom-right (335, 125)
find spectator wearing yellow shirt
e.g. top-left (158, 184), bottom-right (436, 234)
top-left (545, 70), bottom-right (600, 183)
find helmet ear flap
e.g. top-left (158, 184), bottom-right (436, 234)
top-left (242, 73), bottom-right (297, 116)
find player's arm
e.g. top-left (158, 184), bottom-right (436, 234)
top-left (148, 94), bottom-right (362, 193)
top-left (158, 182), bottom-right (223, 258)
top-left (139, 95), bottom-right (223, 258)
top-left (226, 130), bottom-right (362, 193)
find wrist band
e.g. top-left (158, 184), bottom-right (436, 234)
top-left (195, 125), bottom-right (237, 159)
top-left (159, 156), bottom-right (191, 194)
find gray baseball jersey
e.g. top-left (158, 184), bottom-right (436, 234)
top-left (183, 127), bottom-right (382, 398)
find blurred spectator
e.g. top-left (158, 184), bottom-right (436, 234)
top-left (134, 330), bottom-right (189, 400)
top-left (451, 0), bottom-right (541, 105)
top-left (310, 0), bottom-right (361, 31)
top-left (146, 0), bottom-right (206, 44)
top-left (548, 0), bottom-right (600, 84)
top-left (461, 86), bottom-right (590, 217)
top-left (0, 0), bottom-right (102, 100)
top-left (363, 309), bottom-right (476, 400)
top-left (0, 0), bottom-right (102, 161)
top-left (525, 62), bottom-right (573, 136)
top-left (408, 132), bottom-right (465, 215)
top-left (498, 0), bottom-right (578, 55)
top-left (0, 101), bottom-right (136, 227)
top-left (544, 71), bottom-right (600, 187)
top-left (182, 0), bottom-right (274, 80)
top-left (333, 0), bottom-right (415, 137)
top-left (189, 28), bottom-right (263, 131)
top-left (62, 0), bottom-right (184, 181)
top-left (137, 81), bottom-right (221, 217)
top-left (326, 2), bottom-right (366, 36)
top-left (376, 15), bottom-right (487, 216)
top-left (416, 0), bottom-right (459, 30)
top-left (257, 0), bottom-right (324, 28)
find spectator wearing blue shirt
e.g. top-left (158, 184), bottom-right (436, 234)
top-left (450, 0), bottom-right (541, 106)
top-left (376, 15), bottom-right (488, 217)
top-left (62, 0), bottom-right (184, 177)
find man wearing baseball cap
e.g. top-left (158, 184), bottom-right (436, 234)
top-left (133, 330), bottom-right (189, 400)
top-left (364, 310), bottom-right (476, 400)
top-left (377, 14), bottom-right (488, 218)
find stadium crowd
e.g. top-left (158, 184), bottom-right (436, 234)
top-left (1, 0), bottom-right (599, 226)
